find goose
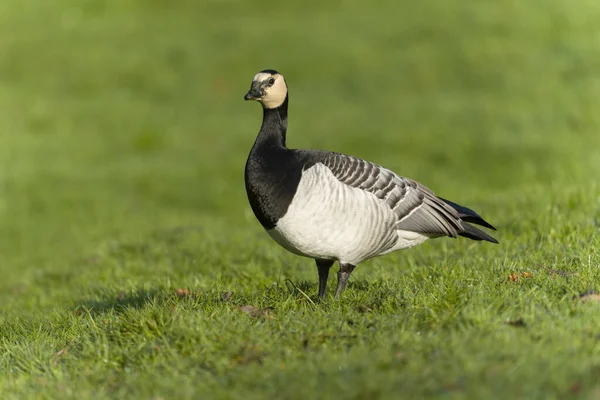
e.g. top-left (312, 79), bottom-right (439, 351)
top-left (244, 69), bottom-right (498, 300)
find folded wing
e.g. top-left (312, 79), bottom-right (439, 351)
top-left (319, 153), bottom-right (497, 243)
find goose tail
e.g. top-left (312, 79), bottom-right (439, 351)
top-left (439, 197), bottom-right (498, 243)
top-left (458, 222), bottom-right (498, 244)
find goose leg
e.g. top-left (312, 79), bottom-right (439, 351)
top-left (315, 259), bottom-right (334, 301)
top-left (335, 263), bottom-right (356, 299)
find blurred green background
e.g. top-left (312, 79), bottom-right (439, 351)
top-left (1, 0), bottom-right (600, 398)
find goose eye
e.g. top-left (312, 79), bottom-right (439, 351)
top-left (268, 78), bottom-right (275, 86)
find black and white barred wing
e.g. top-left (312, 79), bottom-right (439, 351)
top-left (321, 153), bottom-right (495, 241)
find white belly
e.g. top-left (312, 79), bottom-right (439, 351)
top-left (265, 164), bottom-right (429, 265)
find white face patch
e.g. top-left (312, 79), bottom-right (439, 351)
top-left (253, 72), bottom-right (272, 82)
top-left (252, 73), bottom-right (288, 109)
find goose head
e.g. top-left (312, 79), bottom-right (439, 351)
top-left (244, 69), bottom-right (288, 109)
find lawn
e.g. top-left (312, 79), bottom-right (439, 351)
top-left (1, 0), bottom-right (600, 398)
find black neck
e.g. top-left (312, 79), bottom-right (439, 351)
top-left (253, 95), bottom-right (289, 149)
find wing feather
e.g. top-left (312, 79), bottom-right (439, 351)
top-left (319, 153), bottom-right (495, 241)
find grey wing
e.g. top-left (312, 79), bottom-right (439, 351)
top-left (321, 153), bottom-right (465, 237)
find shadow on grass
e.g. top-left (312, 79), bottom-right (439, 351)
top-left (74, 278), bottom-right (377, 316)
top-left (74, 289), bottom-right (167, 316)
top-left (286, 279), bottom-right (372, 299)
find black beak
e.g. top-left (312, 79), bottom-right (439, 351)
top-left (244, 88), bottom-right (262, 101)
top-left (244, 81), bottom-right (264, 101)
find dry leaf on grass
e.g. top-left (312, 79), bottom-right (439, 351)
top-left (505, 318), bottom-right (527, 328)
top-left (175, 288), bottom-right (200, 298)
top-left (578, 290), bottom-right (600, 303)
top-left (239, 305), bottom-right (274, 318)
top-left (507, 272), bottom-right (534, 282)
top-left (221, 291), bottom-right (233, 302)
top-left (580, 294), bottom-right (600, 303)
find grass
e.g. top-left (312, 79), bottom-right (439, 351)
top-left (1, 0), bottom-right (600, 398)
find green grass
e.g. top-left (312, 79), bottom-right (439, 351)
top-left (1, 0), bottom-right (600, 398)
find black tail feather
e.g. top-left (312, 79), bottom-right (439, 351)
top-left (459, 222), bottom-right (498, 244)
top-left (439, 197), bottom-right (497, 231)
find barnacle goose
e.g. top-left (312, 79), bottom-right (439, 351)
top-left (244, 69), bottom-right (498, 300)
